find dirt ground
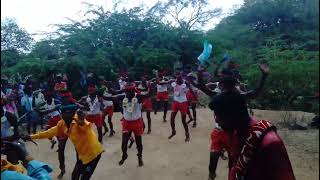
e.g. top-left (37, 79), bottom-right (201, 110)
top-left (25, 108), bottom-right (319, 180)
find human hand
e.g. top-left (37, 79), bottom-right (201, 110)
top-left (76, 110), bottom-right (85, 126)
top-left (258, 63), bottom-right (269, 75)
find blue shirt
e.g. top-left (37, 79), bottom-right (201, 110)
top-left (21, 95), bottom-right (33, 112)
top-left (1, 160), bottom-right (53, 180)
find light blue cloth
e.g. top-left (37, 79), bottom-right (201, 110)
top-left (197, 40), bottom-right (213, 65)
top-left (1, 160), bottom-right (53, 180)
top-left (1, 115), bottom-right (14, 138)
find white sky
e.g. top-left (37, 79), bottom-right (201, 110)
top-left (1, 0), bottom-right (243, 41)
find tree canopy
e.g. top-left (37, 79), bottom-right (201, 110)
top-left (1, 0), bottom-right (319, 112)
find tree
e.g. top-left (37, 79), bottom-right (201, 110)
top-left (148, 0), bottom-right (222, 30)
top-left (1, 18), bottom-right (33, 52)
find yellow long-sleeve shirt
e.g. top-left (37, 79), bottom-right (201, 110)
top-left (31, 118), bottom-right (104, 164)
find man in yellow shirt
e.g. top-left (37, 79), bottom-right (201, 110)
top-left (25, 104), bottom-right (104, 180)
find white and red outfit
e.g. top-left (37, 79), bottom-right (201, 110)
top-left (45, 99), bottom-right (67, 139)
top-left (102, 90), bottom-right (114, 117)
top-left (121, 97), bottom-right (144, 136)
top-left (186, 85), bottom-right (198, 105)
top-left (85, 96), bottom-right (103, 128)
top-left (119, 79), bottom-right (127, 90)
top-left (156, 81), bottom-right (169, 101)
top-left (171, 81), bottom-right (189, 115)
top-left (139, 84), bottom-right (152, 112)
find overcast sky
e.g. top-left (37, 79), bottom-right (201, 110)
top-left (1, 0), bottom-right (243, 40)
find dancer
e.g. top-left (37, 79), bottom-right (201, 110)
top-left (195, 64), bottom-right (271, 179)
top-left (101, 81), bottom-right (115, 137)
top-left (78, 85), bottom-right (104, 143)
top-left (154, 71), bottom-right (169, 122)
top-left (26, 105), bottom-right (104, 180)
top-left (186, 82), bottom-right (198, 128)
top-left (41, 93), bottom-right (70, 179)
top-left (137, 76), bottom-right (153, 134)
top-left (168, 71), bottom-right (193, 142)
top-left (112, 80), bottom-right (147, 167)
top-left (209, 90), bottom-right (295, 180)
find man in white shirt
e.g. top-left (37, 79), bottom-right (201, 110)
top-left (168, 71), bottom-right (192, 142)
top-left (154, 74), bottom-right (170, 122)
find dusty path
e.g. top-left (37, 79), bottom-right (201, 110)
top-left (26, 109), bottom-right (319, 180)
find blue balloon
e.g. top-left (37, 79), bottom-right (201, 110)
top-left (198, 40), bottom-right (213, 65)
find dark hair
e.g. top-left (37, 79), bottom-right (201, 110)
top-left (210, 91), bottom-right (250, 129)
top-left (220, 76), bottom-right (237, 90)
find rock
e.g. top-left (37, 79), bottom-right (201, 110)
top-left (310, 116), bottom-right (319, 129)
top-left (294, 121), bottom-right (308, 130)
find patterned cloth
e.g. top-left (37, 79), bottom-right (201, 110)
top-left (234, 120), bottom-right (276, 177)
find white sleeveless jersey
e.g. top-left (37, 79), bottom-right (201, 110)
top-left (171, 82), bottom-right (188, 103)
top-left (86, 96), bottom-right (101, 115)
top-left (119, 79), bottom-right (127, 90)
top-left (102, 90), bottom-right (113, 107)
top-left (213, 82), bottom-right (222, 93)
top-left (123, 99), bottom-right (142, 121)
top-left (156, 83), bottom-right (167, 92)
top-left (138, 84), bottom-right (149, 95)
top-left (46, 98), bottom-right (60, 118)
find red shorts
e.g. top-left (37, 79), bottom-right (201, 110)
top-left (47, 115), bottom-right (61, 128)
top-left (86, 114), bottom-right (103, 128)
top-left (46, 115), bottom-right (68, 139)
top-left (103, 106), bottom-right (114, 117)
top-left (156, 91), bottom-right (169, 101)
top-left (186, 91), bottom-right (198, 104)
top-left (142, 98), bottom-right (152, 111)
top-left (121, 118), bottom-right (144, 136)
top-left (210, 129), bottom-right (239, 159)
top-left (171, 101), bottom-right (188, 115)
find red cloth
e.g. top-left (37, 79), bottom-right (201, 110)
top-left (210, 129), bottom-right (239, 162)
top-left (156, 91), bottom-right (169, 101)
top-left (46, 115), bottom-right (68, 139)
top-left (86, 114), bottom-right (103, 128)
top-left (121, 118), bottom-right (144, 136)
top-left (103, 106), bottom-right (114, 117)
top-left (142, 98), bottom-right (153, 111)
top-left (171, 101), bottom-right (188, 115)
top-left (229, 118), bottom-right (296, 180)
top-left (54, 82), bottom-right (67, 91)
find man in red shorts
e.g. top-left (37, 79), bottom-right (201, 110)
top-left (137, 75), bottom-right (153, 134)
top-left (154, 71), bottom-right (170, 122)
top-left (168, 71), bottom-right (193, 142)
top-left (210, 92), bottom-right (295, 180)
top-left (42, 92), bottom-right (76, 179)
top-left (101, 81), bottom-right (115, 137)
top-left (78, 85), bottom-right (104, 143)
top-left (186, 83), bottom-right (198, 128)
top-left (111, 80), bottom-right (148, 167)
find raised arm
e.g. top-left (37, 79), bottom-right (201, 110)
top-left (196, 70), bottom-right (217, 97)
top-left (242, 63), bottom-right (269, 99)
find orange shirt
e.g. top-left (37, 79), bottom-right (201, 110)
top-left (1, 159), bottom-right (25, 173)
top-left (31, 118), bottom-right (104, 164)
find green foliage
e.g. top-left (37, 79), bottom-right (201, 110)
top-left (1, 0), bottom-right (319, 111)
top-left (244, 60), bottom-right (319, 112)
top-left (1, 18), bottom-right (33, 53)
